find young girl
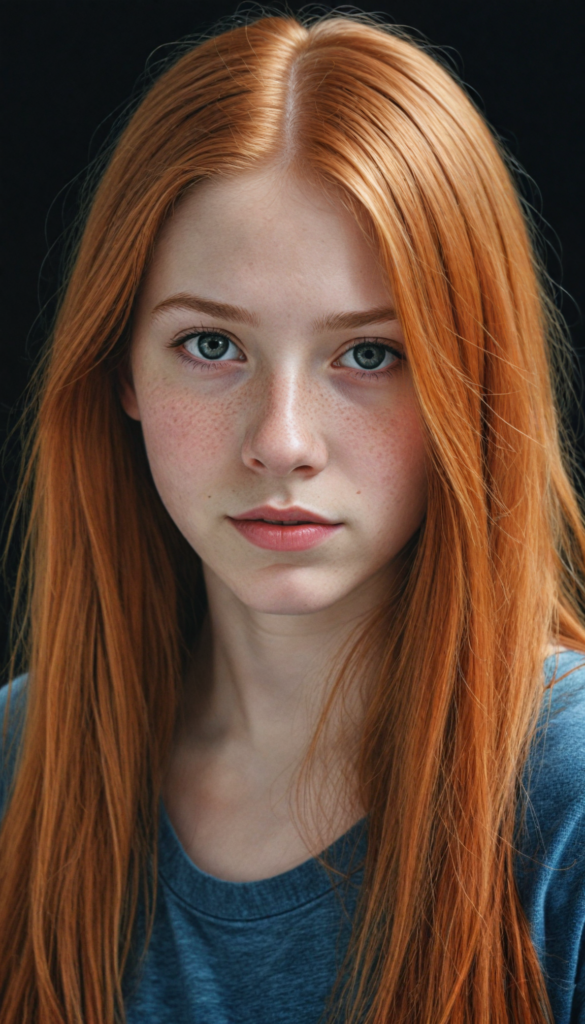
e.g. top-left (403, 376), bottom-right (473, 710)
top-left (1, 13), bottom-right (584, 1024)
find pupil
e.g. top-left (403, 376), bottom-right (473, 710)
top-left (354, 343), bottom-right (385, 370)
top-left (198, 333), bottom-right (229, 359)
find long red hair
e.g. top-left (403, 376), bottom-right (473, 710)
top-left (2, 13), bottom-right (585, 1023)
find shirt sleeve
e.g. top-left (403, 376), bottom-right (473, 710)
top-left (0, 674), bottom-right (28, 818)
top-left (514, 651), bottom-right (585, 1024)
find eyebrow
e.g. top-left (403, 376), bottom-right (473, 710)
top-left (150, 293), bottom-right (260, 326)
top-left (150, 293), bottom-right (397, 331)
top-left (312, 306), bottom-right (398, 331)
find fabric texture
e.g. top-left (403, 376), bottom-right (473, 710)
top-left (1, 650), bottom-right (584, 1023)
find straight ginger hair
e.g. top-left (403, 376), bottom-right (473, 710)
top-left (2, 12), bottom-right (585, 1024)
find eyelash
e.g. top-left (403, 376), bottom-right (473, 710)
top-left (169, 329), bottom-right (243, 374)
top-left (168, 328), bottom-right (404, 380)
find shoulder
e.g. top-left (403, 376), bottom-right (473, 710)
top-left (516, 648), bottom-right (585, 875)
top-left (529, 649), bottom-right (585, 805)
top-left (0, 674), bottom-right (28, 818)
top-left (518, 650), bottom-right (585, 856)
top-left (514, 650), bottom-right (585, 1023)
top-left (0, 674), bottom-right (28, 739)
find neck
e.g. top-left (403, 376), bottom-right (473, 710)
top-left (164, 564), bottom-right (397, 878)
top-left (180, 564), bottom-right (393, 759)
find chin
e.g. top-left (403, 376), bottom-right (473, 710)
top-left (245, 595), bottom-right (334, 615)
top-left (230, 568), bottom-right (353, 616)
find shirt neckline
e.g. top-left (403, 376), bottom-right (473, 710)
top-left (158, 802), bottom-right (368, 922)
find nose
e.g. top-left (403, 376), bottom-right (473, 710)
top-left (241, 370), bottom-right (328, 478)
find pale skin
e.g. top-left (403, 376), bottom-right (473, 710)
top-left (121, 166), bottom-right (429, 881)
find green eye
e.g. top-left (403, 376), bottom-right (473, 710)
top-left (354, 343), bottom-right (386, 369)
top-left (340, 343), bottom-right (398, 372)
top-left (183, 332), bottom-right (239, 361)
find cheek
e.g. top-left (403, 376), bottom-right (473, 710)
top-left (136, 382), bottom-right (242, 505)
top-left (337, 398), bottom-right (428, 527)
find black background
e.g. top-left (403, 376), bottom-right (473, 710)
top-left (1, 0), bottom-right (583, 672)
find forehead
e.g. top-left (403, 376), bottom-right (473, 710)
top-left (138, 167), bottom-right (394, 321)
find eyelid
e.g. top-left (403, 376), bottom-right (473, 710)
top-left (168, 325), bottom-right (241, 348)
top-left (335, 338), bottom-right (405, 361)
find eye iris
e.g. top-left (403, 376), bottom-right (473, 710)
top-left (197, 333), bottom-right (229, 359)
top-left (354, 343), bottom-right (386, 370)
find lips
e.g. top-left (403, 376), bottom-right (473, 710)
top-left (228, 505), bottom-right (342, 551)
top-left (230, 505), bottom-right (338, 525)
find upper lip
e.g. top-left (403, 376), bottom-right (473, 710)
top-left (230, 505), bottom-right (340, 525)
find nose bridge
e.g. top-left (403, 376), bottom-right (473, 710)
top-left (267, 363), bottom-right (306, 427)
top-left (242, 361), bottom-right (326, 476)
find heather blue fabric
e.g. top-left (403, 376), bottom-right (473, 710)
top-left (1, 650), bottom-right (585, 1023)
top-left (124, 808), bottom-right (365, 1024)
top-left (512, 650), bottom-right (585, 1023)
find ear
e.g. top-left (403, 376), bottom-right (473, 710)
top-left (117, 361), bottom-right (141, 421)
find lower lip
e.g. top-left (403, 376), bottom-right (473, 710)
top-left (229, 519), bottom-right (342, 551)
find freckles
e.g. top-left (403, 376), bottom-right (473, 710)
top-left (341, 401), bottom-right (426, 491)
top-left (139, 381), bottom-right (244, 472)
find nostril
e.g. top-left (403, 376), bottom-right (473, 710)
top-left (241, 420), bottom-right (328, 477)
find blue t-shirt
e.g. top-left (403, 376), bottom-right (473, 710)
top-left (1, 650), bottom-right (585, 1023)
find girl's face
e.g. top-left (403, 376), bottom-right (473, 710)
top-left (124, 168), bottom-right (427, 616)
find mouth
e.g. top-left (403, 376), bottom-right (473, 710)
top-left (228, 505), bottom-right (343, 551)
top-left (230, 505), bottom-right (340, 526)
